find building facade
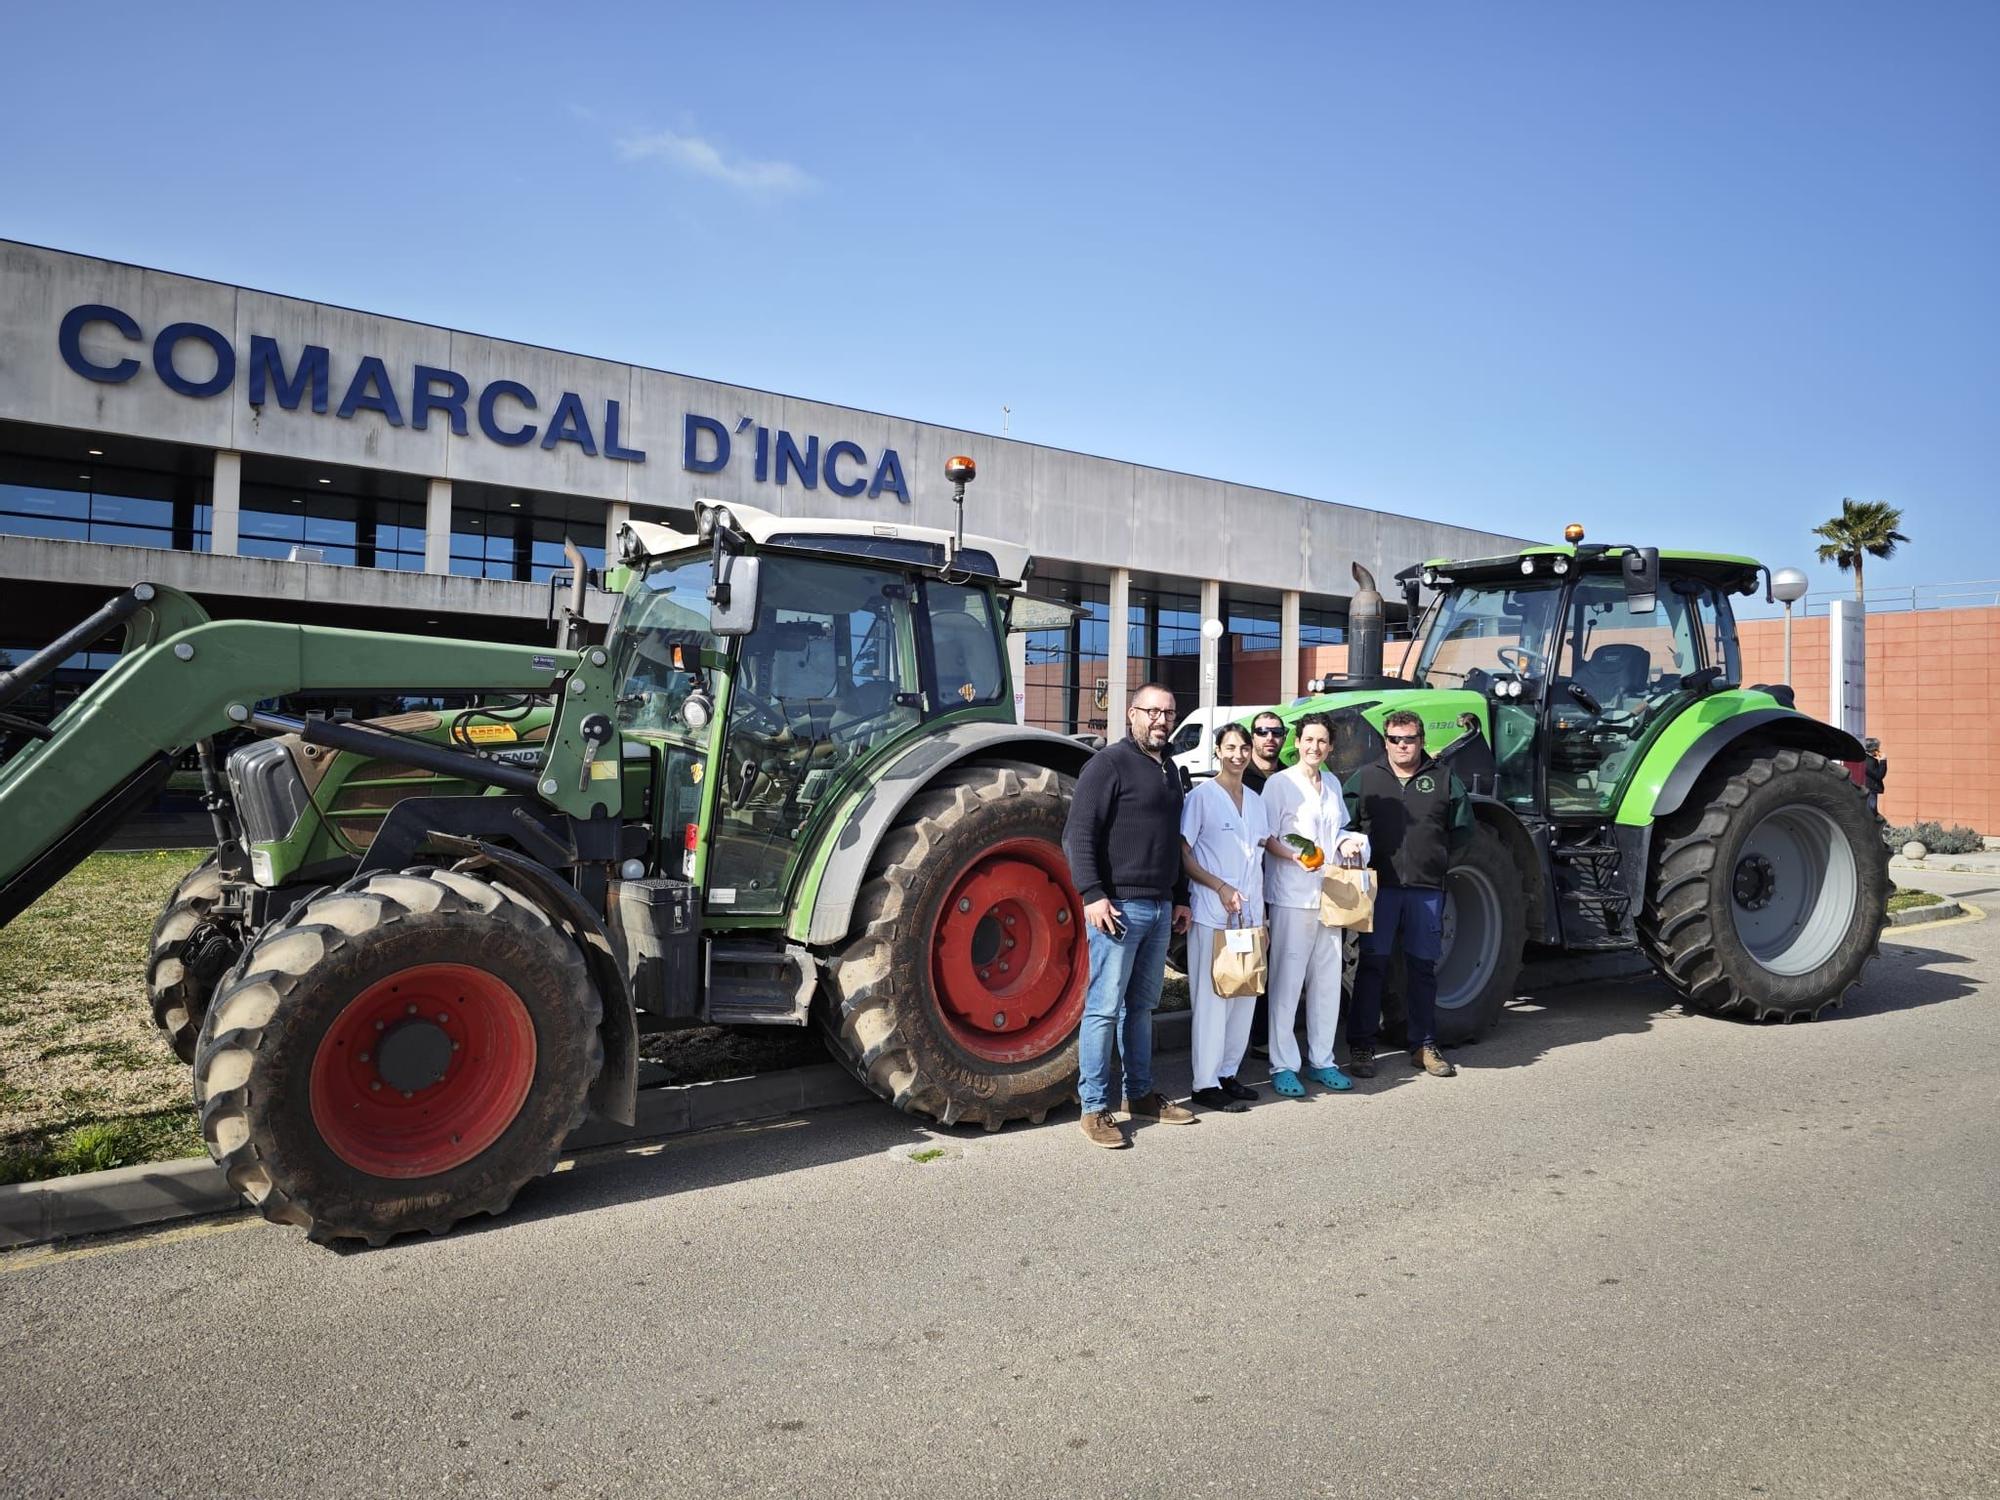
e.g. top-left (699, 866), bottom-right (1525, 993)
top-left (0, 241), bottom-right (1526, 738)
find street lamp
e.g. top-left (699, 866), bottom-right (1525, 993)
top-left (1772, 568), bottom-right (1809, 686)
top-left (1199, 617), bottom-right (1225, 758)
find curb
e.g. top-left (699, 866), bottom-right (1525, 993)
top-left (1890, 857), bottom-right (2000, 875)
top-left (1886, 898), bottom-right (1968, 928)
top-left (0, 959), bottom-right (1653, 1251)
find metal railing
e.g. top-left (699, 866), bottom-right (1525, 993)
top-left (1793, 581), bottom-right (2000, 616)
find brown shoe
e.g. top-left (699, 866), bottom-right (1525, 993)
top-left (1080, 1110), bottom-right (1129, 1148)
top-left (1413, 1045), bottom-right (1457, 1078)
top-left (1121, 1091), bottom-right (1198, 1125)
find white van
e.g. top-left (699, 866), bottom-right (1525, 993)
top-left (1167, 705), bottom-right (1270, 778)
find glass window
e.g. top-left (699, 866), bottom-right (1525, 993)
top-left (609, 550), bottom-right (720, 735)
top-left (708, 557), bottom-right (918, 915)
top-left (1414, 583), bottom-right (1564, 689)
top-left (923, 582), bottom-right (1004, 708)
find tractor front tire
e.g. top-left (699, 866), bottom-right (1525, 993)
top-left (146, 855), bottom-right (241, 1064)
top-left (826, 763), bottom-right (1086, 1131)
top-left (193, 867), bottom-right (602, 1244)
top-left (1639, 747), bottom-right (1889, 1021)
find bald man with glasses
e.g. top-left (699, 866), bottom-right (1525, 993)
top-left (1062, 682), bottom-right (1197, 1148)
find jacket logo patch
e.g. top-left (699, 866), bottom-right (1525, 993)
top-left (1414, 775), bottom-right (1436, 794)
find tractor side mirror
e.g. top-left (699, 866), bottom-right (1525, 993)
top-left (1622, 547), bottom-right (1660, 614)
top-left (708, 553), bottom-right (761, 636)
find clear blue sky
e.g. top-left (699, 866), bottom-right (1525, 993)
top-left (3, 1), bottom-right (1992, 609)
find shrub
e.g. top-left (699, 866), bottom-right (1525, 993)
top-left (1883, 821), bottom-right (1985, 855)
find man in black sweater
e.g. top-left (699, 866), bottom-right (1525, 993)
top-left (1062, 682), bottom-right (1196, 1148)
top-left (1342, 708), bottom-right (1476, 1078)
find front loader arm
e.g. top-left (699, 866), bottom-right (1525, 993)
top-left (0, 616), bottom-right (600, 924)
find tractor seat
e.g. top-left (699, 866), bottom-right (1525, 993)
top-left (1574, 643), bottom-right (1651, 707)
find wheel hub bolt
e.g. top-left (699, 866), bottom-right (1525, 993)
top-left (1056, 910), bottom-right (1069, 925)
top-left (436, 1013), bottom-right (449, 1024)
top-left (979, 969), bottom-right (991, 981)
top-left (358, 1052), bottom-right (370, 1063)
top-left (993, 1011), bottom-right (1007, 1027)
top-left (958, 898), bottom-right (972, 913)
top-left (401, 1090), bottom-right (413, 1100)
top-left (1004, 915), bottom-right (1016, 928)
top-left (370, 1081), bottom-right (381, 1092)
top-left (407, 1004), bottom-right (417, 1015)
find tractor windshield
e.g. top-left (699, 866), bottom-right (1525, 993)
top-left (610, 550), bottom-right (719, 735)
top-left (1413, 583), bottom-right (1563, 688)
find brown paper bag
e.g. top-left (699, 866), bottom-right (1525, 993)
top-left (1318, 866), bottom-right (1376, 932)
top-left (1210, 920), bottom-right (1268, 999)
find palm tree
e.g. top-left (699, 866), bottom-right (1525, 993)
top-left (1813, 498), bottom-right (1909, 607)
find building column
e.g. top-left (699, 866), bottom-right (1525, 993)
top-left (1198, 577), bottom-right (1222, 726)
top-left (1280, 590), bottom-right (1301, 701)
top-left (210, 450), bottom-right (241, 557)
top-left (424, 478), bottom-right (452, 575)
top-left (1107, 567), bottom-right (1131, 737)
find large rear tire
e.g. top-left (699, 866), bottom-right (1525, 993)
top-left (1639, 747), bottom-right (1888, 1021)
top-left (193, 867), bottom-right (602, 1244)
top-left (146, 855), bottom-right (241, 1064)
top-left (825, 763), bottom-right (1086, 1130)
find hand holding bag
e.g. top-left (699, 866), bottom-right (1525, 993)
top-left (1318, 865), bottom-right (1376, 932)
top-left (1210, 910), bottom-right (1268, 999)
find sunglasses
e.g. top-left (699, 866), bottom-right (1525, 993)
top-left (1251, 726), bottom-right (1285, 738)
top-left (1385, 733), bottom-right (1422, 745)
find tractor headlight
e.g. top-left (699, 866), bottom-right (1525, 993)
top-left (1552, 556), bottom-right (1569, 576)
top-left (682, 690), bottom-right (713, 731)
top-left (695, 507), bottom-right (716, 541)
top-left (1520, 557), bottom-right (1536, 575)
top-left (1421, 567), bottom-right (1438, 587)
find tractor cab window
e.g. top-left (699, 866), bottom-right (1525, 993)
top-left (709, 556), bottom-right (918, 914)
top-left (922, 582), bottom-right (1005, 710)
top-left (609, 551), bottom-right (719, 738)
top-left (1546, 574), bottom-right (1708, 815)
top-left (1415, 582), bottom-right (1562, 807)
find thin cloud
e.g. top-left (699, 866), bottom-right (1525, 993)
top-left (616, 128), bottom-right (815, 196)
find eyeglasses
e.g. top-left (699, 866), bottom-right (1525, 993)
top-left (1129, 705), bottom-right (1173, 719)
top-left (1251, 726), bottom-right (1285, 738)
top-left (1385, 733), bottom-right (1422, 745)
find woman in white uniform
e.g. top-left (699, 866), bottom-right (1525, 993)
top-left (1179, 722), bottom-right (1269, 1113)
top-left (1261, 713), bottom-right (1370, 1097)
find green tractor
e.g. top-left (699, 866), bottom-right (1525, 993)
top-left (1259, 532), bottom-right (1890, 1044)
top-left (0, 459), bottom-right (1093, 1243)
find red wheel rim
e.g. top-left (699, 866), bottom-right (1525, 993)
top-left (309, 963), bottom-right (536, 1178)
top-left (928, 837), bottom-right (1087, 1064)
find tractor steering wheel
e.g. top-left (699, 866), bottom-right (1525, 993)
top-left (730, 686), bottom-right (790, 737)
top-left (1495, 645), bottom-right (1540, 678)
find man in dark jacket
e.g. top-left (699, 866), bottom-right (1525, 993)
top-left (1062, 682), bottom-right (1196, 1148)
top-left (1342, 708), bottom-right (1475, 1078)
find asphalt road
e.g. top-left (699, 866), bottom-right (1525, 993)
top-left (3, 902), bottom-right (1996, 1500)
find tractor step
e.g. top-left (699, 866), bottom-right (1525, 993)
top-left (704, 939), bottom-right (815, 1027)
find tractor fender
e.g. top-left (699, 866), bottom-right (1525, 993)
top-left (796, 720), bottom-right (1094, 947)
top-left (1632, 708), bottom-right (1869, 824)
top-left (432, 834), bottom-right (638, 1128)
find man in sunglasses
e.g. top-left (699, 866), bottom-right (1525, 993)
top-left (1342, 708), bottom-right (1475, 1078)
top-left (1062, 682), bottom-right (1197, 1147)
top-left (1241, 710), bottom-right (1287, 793)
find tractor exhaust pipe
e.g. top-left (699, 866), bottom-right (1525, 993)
top-left (1347, 562), bottom-right (1385, 681)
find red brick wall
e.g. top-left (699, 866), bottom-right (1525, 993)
top-left (1736, 608), bottom-right (1997, 833)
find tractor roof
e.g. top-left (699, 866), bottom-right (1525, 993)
top-left (622, 502), bottom-right (1032, 586)
top-left (1419, 543), bottom-right (1762, 591)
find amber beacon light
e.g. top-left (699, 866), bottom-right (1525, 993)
top-left (1563, 522), bottom-right (1586, 543)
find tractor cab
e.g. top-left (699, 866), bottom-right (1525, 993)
top-left (1401, 535), bottom-right (1761, 822)
top-left (606, 496), bottom-right (1030, 922)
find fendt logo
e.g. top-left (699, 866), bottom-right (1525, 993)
top-left (56, 302), bottom-right (909, 501)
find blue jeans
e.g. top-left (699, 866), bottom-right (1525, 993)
top-left (1349, 885), bottom-right (1445, 1052)
top-left (1077, 898), bottom-right (1172, 1113)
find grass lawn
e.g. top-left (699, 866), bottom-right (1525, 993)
top-left (1887, 887), bottom-right (1945, 914)
top-left (0, 849), bottom-right (207, 1184)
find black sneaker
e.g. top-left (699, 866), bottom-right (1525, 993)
top-left (1348, 1046), bottom-right (1377, 1079)
top-left (1191, 1086), bottom-right (1249, 1114)
top-left (1218, 1076), bottom-right (1259, 1101)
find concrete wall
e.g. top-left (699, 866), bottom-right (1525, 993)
top-left (0, 241), bottom-right (1528, 599)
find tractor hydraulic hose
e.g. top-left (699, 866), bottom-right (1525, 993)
top-left (242, 711), bottom-right (544, 797)
top-left (0, 585), bottom-right (154, 711)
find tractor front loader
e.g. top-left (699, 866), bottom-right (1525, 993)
top-left (0, 459), bottom-right (1093, 1244)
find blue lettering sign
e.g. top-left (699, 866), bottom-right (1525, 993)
top-left (869, 449), bottom-right (909, 503)
top-left (603, 400), bottom-right (645, 463)
top-left (152, 322), bottom-right (235, 399)
top-left (541, 392), bottom-right (598, 455)
top-left (337, 357), bottom-right (405, 426)
top-left (59, 304), bottom-right (141, 383)
top-left (478, 380), bottom-right (538, 446)
top-left (774, 431), bottom-right (818, 489)
top-left (753, 425), bottom-right (770, 483)
top-left (247, 337), bottom-right (330, 413)
top-left (683, 414), bottom-right (728, 472)
top-left (411, 365), bottom-right (470, 435)
top-left (823, 440), bottom-right (867, 498)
